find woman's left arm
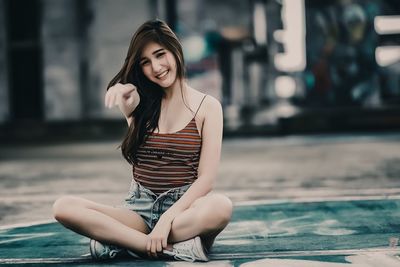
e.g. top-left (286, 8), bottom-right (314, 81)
top-left (163, 96), bottom-right (223, 220)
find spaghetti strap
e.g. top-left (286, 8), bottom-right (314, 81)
top-left (194, 94), bottom-right (207, 117)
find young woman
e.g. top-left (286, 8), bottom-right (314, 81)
top-left (52, 19), bottom-right (233, 262)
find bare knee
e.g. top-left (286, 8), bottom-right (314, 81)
top-left (53, 195), bottom-right (84, 223)
top-left (213, 194), bottom-right (233, 226)
top-left (200, 194), bottom-right (233, 229)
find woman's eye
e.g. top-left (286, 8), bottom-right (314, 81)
top-left (141, 61), bottom-right (149, 66)
top-left (156, 52), bottom-right (165, 58)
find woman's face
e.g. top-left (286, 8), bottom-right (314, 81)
top-left (139, 42), bottom-right (178, 88)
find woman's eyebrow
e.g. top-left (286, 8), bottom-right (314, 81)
top-left (140, 48), bottom-right (165, 62)
top-left (152, 48), bottom-right (164, 55)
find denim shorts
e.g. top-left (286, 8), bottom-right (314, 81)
top-left (122, 180), bottom-right (191, 231)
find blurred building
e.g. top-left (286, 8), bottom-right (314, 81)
top-left (0, 0), bottom-right (156, 124)
top-left (0, 0), bottom-right (246, 124)
top-left (0, 0), bottom-right (399, 139)
top-left (222, 0), bottom-right (400, 132)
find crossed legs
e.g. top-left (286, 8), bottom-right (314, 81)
top-left (52, 193), bottom-right (232, 255)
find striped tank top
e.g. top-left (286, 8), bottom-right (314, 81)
top-left (132, 95), bottom-right (207, 195)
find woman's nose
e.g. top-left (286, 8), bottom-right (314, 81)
top-left (151, 60), bottom-right (162, 73)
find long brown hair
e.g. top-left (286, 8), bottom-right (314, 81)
top-left (107, 19), bottom-right (186, 165)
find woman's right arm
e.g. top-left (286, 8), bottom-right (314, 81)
top-left (105, 83), bottom-right (140, 126)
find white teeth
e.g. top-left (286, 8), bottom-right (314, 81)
top-left (156, 70), bottom-right (168, 79)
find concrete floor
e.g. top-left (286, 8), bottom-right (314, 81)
top-left (1, 132), bottom-right (400, 226)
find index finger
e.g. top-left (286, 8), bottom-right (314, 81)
top-left (146, 240), bottom-right (151, 257)
top-left (156, 240), bottom-right (162, 253)
top-left (151, 240), bottom-right (158, 258)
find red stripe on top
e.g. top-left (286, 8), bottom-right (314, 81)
top-left (132, 117), bottom-right (202, 195)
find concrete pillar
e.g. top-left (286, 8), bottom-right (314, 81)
top-left (41, 0), bottom-right (82, 120)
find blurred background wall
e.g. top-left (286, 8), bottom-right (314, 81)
top-left (0, 0), bottom-right (399, 140)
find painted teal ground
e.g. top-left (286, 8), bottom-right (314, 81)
top-left (1, 198), bottom-right (400, 266)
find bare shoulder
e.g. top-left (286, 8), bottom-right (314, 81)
top-left (188, 87), bottom-right (222, 117)
top-left (203, 94), bottom-right (222, 115)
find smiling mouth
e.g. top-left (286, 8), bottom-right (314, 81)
top-left (155, 70), bottom-right (169, 79)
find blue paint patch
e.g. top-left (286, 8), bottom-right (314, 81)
top-left (212, 199), bottom-right (400, 256)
